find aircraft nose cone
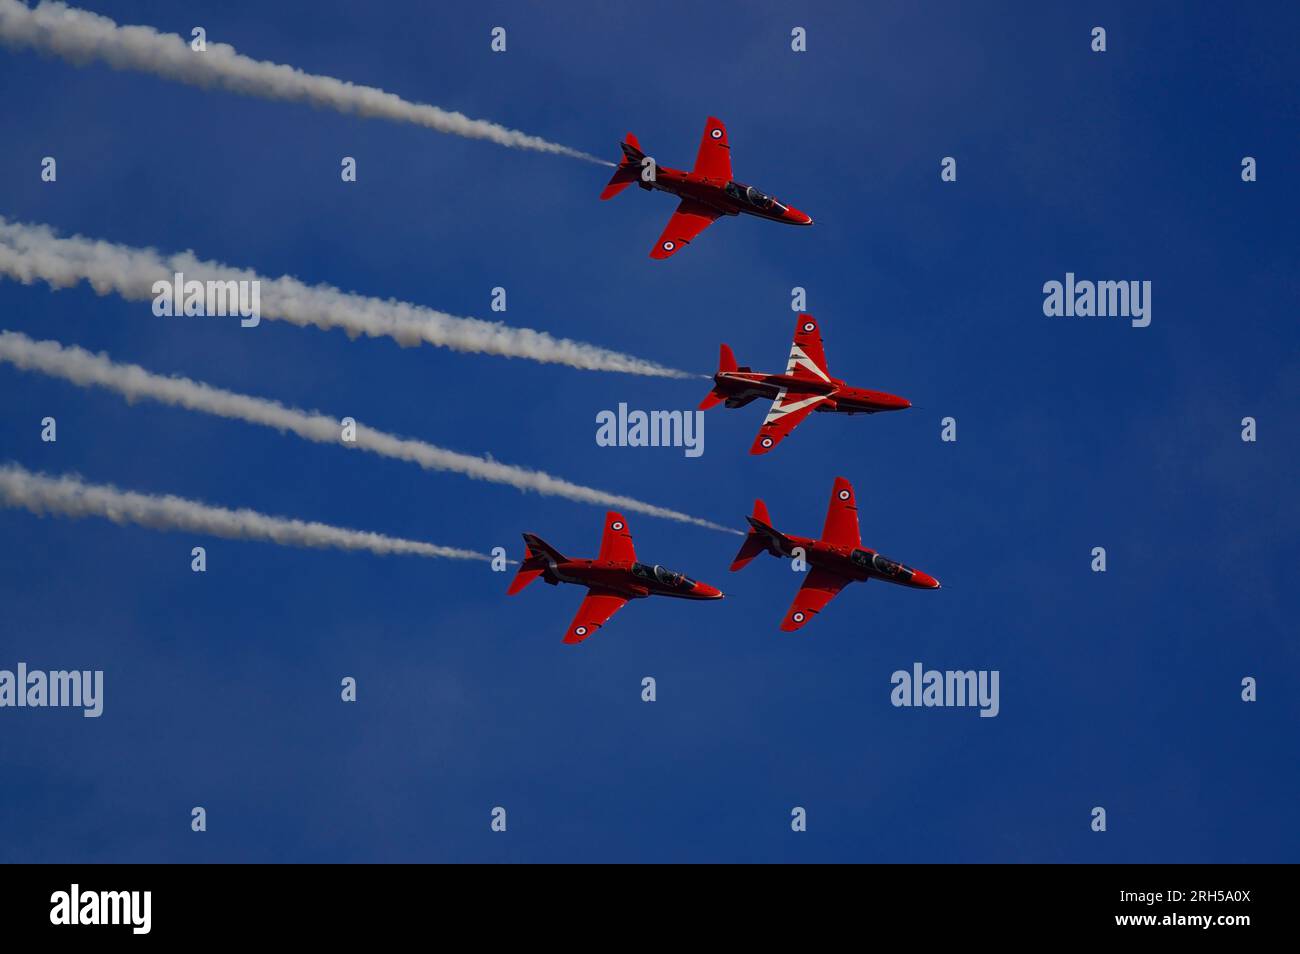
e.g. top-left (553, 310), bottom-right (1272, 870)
top-left (693, 581), bottom-right (724, 599)
top-left (863, 390), bottom-right (911, 411)
top-left (785, 206), bottom-right (813, 226)
top-left (912, 571), bottom-right (941, 589)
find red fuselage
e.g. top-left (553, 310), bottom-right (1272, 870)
top-left (639, 164), bottom-right (813, 226)
top-left (712, 369), bottom-right (912, 415)
top-left (535, 555), bottom-right (723, 602)
top-left (750, 521), bottom-right (941, 590)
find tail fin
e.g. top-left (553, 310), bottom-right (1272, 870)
top-left (620, 133), bottom-right (645, 164)
top-left (507, 533), bottom-right (566, 595)
top-left (699, 343), bottom-right (739, 410)
top-left (600, 133), bottom-right (645, 200)
top-left (730, 499), bottom-right (780, 571)
top-left (718, 343), bottom-right (738, 373)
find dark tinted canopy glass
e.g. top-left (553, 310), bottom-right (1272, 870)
top-left (872, 553), bottom-right (912, 580)
top-left (633, 562), bottom-right (694, 588)
top-left (851, 550), bottom-right (915, 581)
top-left (725, 180), bottom-right (783, 211)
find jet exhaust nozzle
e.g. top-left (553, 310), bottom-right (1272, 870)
top-left (699, 344), bottom-right (739, 409)
top-left (600, 133), bottom-right (644, 200)
top-left (731, 499), bottom-right (780, 571)
top-left (507, 533), bottom-right (565, 594)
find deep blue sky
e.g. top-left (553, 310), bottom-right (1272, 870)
top-left (1, 1), bottom-right (1296, 862)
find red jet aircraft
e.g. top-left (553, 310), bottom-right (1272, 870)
top-left (731, 477), bottom-right (940, 632)
top-left (600, 116), bottom-right (812, 259)
top-left (700, 314), bottom-right (913, 455)
top-left (507, 511), bottom-right (723, 644)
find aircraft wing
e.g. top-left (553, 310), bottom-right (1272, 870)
top-left (564, 587), bottom-right (631, 644)
top-left (749, 387), bottom-right (829, 454)
top-left (597, 511), bottom-right (636, 563)
top-left (691, 116), bottom-right (733, 181)
top-left (781, 567), bottom-right (853, 632)
top-left (820, 476), bottom-right (862, 548)
top-left (650, 198), bottom-right (722, 259)
top-left (785, 314), bottom-right (831, 383)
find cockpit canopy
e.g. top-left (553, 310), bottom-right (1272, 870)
top-left (632, 562), bottom-right (695, 589)
top-left (725, 180), bottom-right (787, 213)
top-left (851, 549), bottom-right (915, 581)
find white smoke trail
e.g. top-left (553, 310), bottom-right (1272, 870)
top-left (0, 331), bottom-right (737, 533)
top-left (0, 218), bottom-right (687, 378)
top-left (0, 0), bottom-right (610, 164)
top-left (0, 461), bottom-right (489, 560)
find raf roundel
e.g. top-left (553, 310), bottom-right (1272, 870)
top-left (838, 489), bottom-right (851, 501)
top-left (611, 521), bottom-right (624, 531)
top-left (710, 127), bottom-right (723, 139)
top-left (761, 437), bottom-right (774, 448)
top-left (792, 612), bottom-right (806, 623)
top-left (575, 626), bottom-right (588, 637)
top-left (802, 321), bottom-right (816, 333)
top-left (662, 241), bottom-right (675, 251)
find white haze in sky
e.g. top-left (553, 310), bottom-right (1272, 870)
top-left (0, 0), bottom-right (609, 163)
top-left (0, 218), bottom-right (688, 378)
top-left (0, 462), bottom-right (489, 560)
top-left (0, 331), bottom-right (736, 533)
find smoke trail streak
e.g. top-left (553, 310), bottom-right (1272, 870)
top-left (0, 331), bottom-right (738, 533)
top-left (0, 461), bottom-right (488, 560)
top-left (0, 0), bottom-right (609, 164)
top-left (0, 218), bottom-right (688, 378)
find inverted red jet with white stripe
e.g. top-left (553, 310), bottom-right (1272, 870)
top-left (700, 314), bottom-right (913, 455)
top-left (599, 117), bottom-right (813, 259)
top-left (507, 512), bottom-right (723, 644)
top-left (731, 478), bottom-right (940, 632)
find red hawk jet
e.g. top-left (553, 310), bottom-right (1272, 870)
top-left (599, 116), bottom-right (812, 259)
top-left (700, 314), bottom-right (913, 455)
top-left (507, 511), bottom-right (724, 644)
top-left (731, 477), bottom-right (940, 632)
